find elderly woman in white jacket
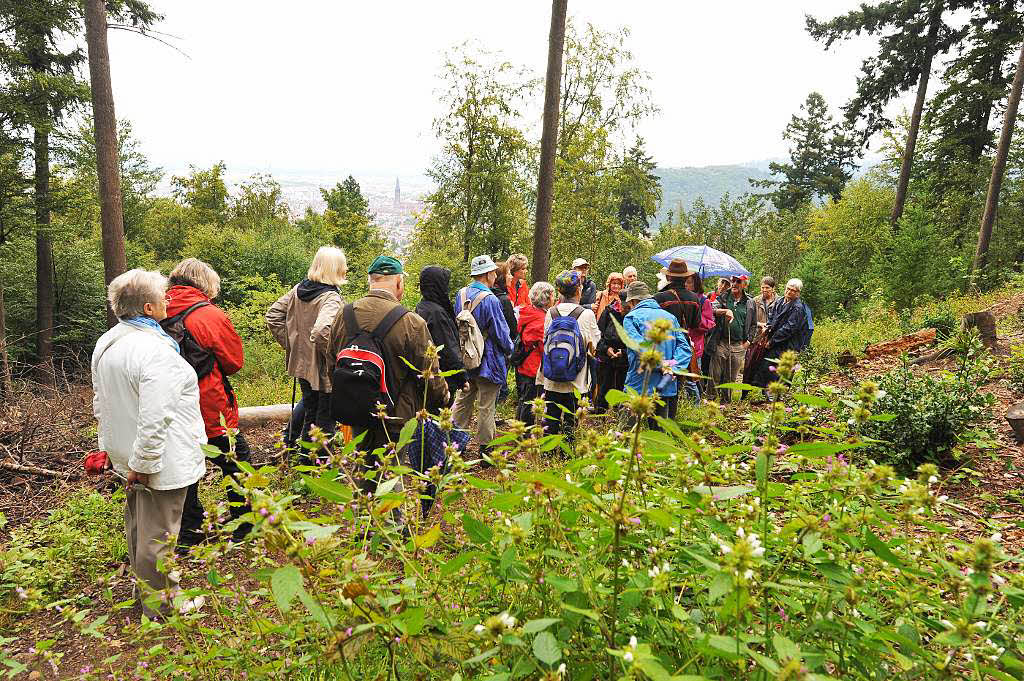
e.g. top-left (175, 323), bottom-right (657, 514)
top-left (92, 269), bottom-right (206, 616)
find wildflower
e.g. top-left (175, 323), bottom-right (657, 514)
top-left (623, 651), bottom-right (634, 663)
top-left (557, 663), bottom-right (567, 676)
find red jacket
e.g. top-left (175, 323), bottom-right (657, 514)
top-left (507, 275), bottom-right (530, 309)
top-left (165, 285), bottom-right (245, 437)
top-left (516, 304), bottom-right (546, 378)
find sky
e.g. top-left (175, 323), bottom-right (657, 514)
top-left (107, 1), bottom-right (890, 178)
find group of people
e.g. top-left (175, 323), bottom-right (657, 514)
top-left (89, 245), bottom-right (813, 618)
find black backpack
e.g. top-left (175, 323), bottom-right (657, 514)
top-left (160, 301), bottom-right (235, 404)
top-left (331, 303), bottom-right (409, 428)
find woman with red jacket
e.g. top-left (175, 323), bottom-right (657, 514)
top-left (164, 258), bottom-right (252, 548)
top-left (514, 281), bottom-right (555, 424)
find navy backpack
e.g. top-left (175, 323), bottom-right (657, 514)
top-left (541, 306), bottom-right (586, 382)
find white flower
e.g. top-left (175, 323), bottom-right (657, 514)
top-left (622, 558), bottom-right (631, 568)
top-left (938, 495), bottom-right (949, 502)
top-left (897, 484), bottom-right (908, 494)
top-left (990, 532), bottom-right (1002, 542)
top-left (743, 569), bottom-right (754, 580)
top-left (662, 562), bottom-right (670, 574)
top-left (941, 619), bottom-right (954, 629)
top-left (975, 621), bottom-right (987, 630)
top-left (629, 635), bottom-right (638, 649)
top-left (474, 624), bottom-right (485, 634)
top-left (648, 565), bottom-right (661, 578)
top-left (557, 663), bottom-right (567, 676)
top-left (993, 573), bottom-right (1006, 586)
top-left (623, 651), bottom-right (634, 663)
top-left (928, 475), bottom-right (938, 484)
top-left (752, 546), bottom-right (766, 558)
top-left (736, 527), bottom-right (746, 538)
top-left (565, 473), bottom-right (572, 483)
top-left (499, 612), bottom-right (517, 628)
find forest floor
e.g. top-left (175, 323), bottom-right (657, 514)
top-left (2, 294), bottom-right (1024, 679)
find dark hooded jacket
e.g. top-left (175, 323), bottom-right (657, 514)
top-left (580, 277), bottom-right (597, 306)
top-left (490, 278), bottom-right (519, 343)
top-left (415, 267), bottom-right (466, 397)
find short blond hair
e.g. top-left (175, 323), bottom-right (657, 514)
top-left (307, 246), bottom-right (348, 286)
top-left (169, 257), bottom-right (221, 298)
top-left (108, 269), bottom-right (167, 319)
top-left (507, 253), bottom-right (528, 275)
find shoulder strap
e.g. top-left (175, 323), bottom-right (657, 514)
top-left (569, 305), bottom-right (585, 320)
top-left (343, 304), bottom-right (359, 345)
top-left (549, 307), bottom-right (562, 321)
top-left (371, 304), bottom-right (409, 341)
top-left (459, 289), bottom-right (470, 312)
top-left (467, 289), bottom-right (490, 313)
top-left (164, 301), bottom-right (210, 327)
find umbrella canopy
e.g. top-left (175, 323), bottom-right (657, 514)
top-left (651, 245), bottom-right (752, 279)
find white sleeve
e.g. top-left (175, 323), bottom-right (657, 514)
top-left (129, 349), bottom-right (183, 475)
top-left (91, 354), bottom-right (105, 451)
top-left (582, 310), bottom-right (601, 350)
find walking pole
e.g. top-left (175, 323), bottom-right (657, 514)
top-left (288, 376), bottom-right (297, 449)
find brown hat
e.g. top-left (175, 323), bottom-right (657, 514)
top-left (665, 258), bottom-right (696, 280)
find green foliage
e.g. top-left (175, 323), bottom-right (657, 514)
top-left (1007, 344), bottom-right (1024, 394)
top-left (223, 275), bottom-right (293, 407)
top-left (171, 162), bottom-right (230, 226)
top-left (859, 338), bottom-right (996, 470)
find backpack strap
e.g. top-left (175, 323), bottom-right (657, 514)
top-left (342, 304), bottom-right (360, 345)
top-left (466, 289), bottom-right (490, 313)
top-left (568, 305), bottom-right (585, 320)
top-left (371, 304), bottom-right (409, 341)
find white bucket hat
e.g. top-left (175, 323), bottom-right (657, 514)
top-left (470, 255), bottom-right (498, 276)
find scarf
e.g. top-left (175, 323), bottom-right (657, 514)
top-left (121, 316), bottom-right (179, 352)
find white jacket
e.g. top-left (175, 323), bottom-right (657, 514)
top-left (91, 322), bottom-right (206, 491)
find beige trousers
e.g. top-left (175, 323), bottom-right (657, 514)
top-left (710, 341), bottom-right (746, 403)
top-left (125, 485), bottom-right (187, 616)
top-left (452, 376), bottom-right (501, 449)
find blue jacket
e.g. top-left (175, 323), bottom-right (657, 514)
top-left (766, 298), bottom-right (811, 353)
top-left (456, 281), bottom-right (513, 386)
top-left (623, 299), bottom-right (692, 398)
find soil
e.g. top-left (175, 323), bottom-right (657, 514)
top-left (2, 294), bottom-right (1023, 679)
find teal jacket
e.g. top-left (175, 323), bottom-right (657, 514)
top-left (623, 299), bottom-right (692, 397)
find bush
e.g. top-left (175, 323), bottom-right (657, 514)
top-left (858, 338), bottom-right (995, 470)
top-left (1008, 344), bottom-right (1024, 394)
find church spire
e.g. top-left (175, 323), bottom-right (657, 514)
top-left (394, 177), bottom-right (401, 208)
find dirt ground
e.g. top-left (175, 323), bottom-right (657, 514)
top-left (2, 296), bottom-right (1023, 679)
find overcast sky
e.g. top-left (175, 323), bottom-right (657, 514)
top-left (107, 1), bottom-right (890, 177)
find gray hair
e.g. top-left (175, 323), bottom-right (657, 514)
top-left (169, 257), bottom-right (221, 298)
top-left (108, 269), bottom-right (167, 319)
top-left (529, 280), bottom-right (555, 308)
top-left (760, 276), bottom-right (776, 289)
top-left (622, 266), bottom-right (638, 277)
top-left (307, 246), bottom-right (348, 286)
top-left (787, 278), bottom-right (804, 292)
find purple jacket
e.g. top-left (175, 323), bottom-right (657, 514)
top-left (456, 281), bottom-right (513, 386)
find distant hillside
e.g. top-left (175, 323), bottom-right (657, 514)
top-left (654, 164), bottom-right (773, 225)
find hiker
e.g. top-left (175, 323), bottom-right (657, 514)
top-left (513, 281), bottom-right (555, 424)
top-left (91, 269), bottom-right (206, 617)
top-left (653, 259), bottom-right (704, 403)
top-left (751, 279), bottom-right (813, 388)
top-left (621, 281), bottom-right (693, 426)
top-left (164, 258), bottom-right (252, 549)
top-left (539, 270), bottom-right (600, 441)
top-left (708, 277), bottom-right (730, 302)
top-left (323, 256), bottom-right (449, 511)
top-left (681, 271), bottom-right (716, 365)
top-left (594, 278), bottom-right (628, 413)
top-left (620, 266), bottom-right (638, 302)
top-left (709, 275), bottom-right (756, 402)
top-left (452, 255), bottom-right (514, 460)
top-left (752, 276), bottom-right (779, 344)
top-left (572, 258), bottom-right (598, 307)
top-left (415, 266), bottom-right (467, 404)
top-left (594, 272), bottom-right (624, 322)
top-left (506, 253), bottom-right (530, 310)
top-left (491, 261), bottom-right (519, 342)
top-left (266, 246), bottom-right (346, 444)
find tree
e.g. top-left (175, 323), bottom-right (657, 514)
top-left (752, 92), bottom-right (860, 210)
top-left (615, 137), bottom-right (660, 235)
top-left (171, 162), bottom-right (230, 225)
top-left (808, 0), bottom-right (965, 226)
top-left (0, 124), bottom-right (31, 398)
top-left (321, 175), bottom-right (372, 222)
top-left (973, 39), bottom-right (1024, 276)
top-left (532, 0), bottom-right (567, 284)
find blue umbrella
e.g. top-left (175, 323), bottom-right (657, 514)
top-left (651, 245), bottom-right (752, 279)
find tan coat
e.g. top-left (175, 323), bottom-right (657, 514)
top-left (752, 294), bottom-right (777, 344)
top-left (266, 286), bottom-right (342, 392)
top-left (322, 290), bottom-right (448, 425)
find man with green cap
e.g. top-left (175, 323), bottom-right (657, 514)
top-left (322, 256), bottom-right (449, 510)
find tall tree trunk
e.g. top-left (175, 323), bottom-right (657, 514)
top-left (34, 127), bottom-right (54, 380)
top-left (531, 0), bottom-right (568, 284)
top-left (891, 2), bottom-right (943, 227)
top-left (84, 0), bottom-right (125, 327)
top-left (973, 41), bottom-right (1024, 276)
top-left (0, 272), bottom-right (12, 399)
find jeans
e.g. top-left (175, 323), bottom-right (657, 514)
top-left (298, 378), bottom-right (336, 437)
top-left (179, 433), bottom-right (253, 546)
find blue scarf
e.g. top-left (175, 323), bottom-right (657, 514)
top-left (122, 316), bottom-right (180, 352)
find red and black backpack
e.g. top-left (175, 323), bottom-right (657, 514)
top-left (330, 303), bottom-right (409, 428)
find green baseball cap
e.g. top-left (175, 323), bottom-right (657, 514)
top-left (367, 256), bottom-right (404, 275)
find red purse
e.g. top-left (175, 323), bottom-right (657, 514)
top-left (84, 450), bottom-right (110, 476)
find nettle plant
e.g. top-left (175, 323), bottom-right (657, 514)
top-left (43, 331), bottom-right (1024, 681)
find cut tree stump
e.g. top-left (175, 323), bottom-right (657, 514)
top-left (963, 309), bottom-right (998, 349)
top-left (864, 328), bottom-right (936, 359)
top-left (1009, 402), bottom-right (1024, 444)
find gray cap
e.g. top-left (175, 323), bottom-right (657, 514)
top-left (470, 255), bottom-right (497, 276)
top-left (624, 280), bottom-right (651, 303)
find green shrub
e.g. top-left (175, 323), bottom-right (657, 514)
top-left (919, 303), bottom-right (957, 340)
top-left (1008, 344), bottom-right (1024, 394)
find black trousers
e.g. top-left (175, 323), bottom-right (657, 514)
top-left (353, 425), bottom-right (406, 524)
top-left (545, 390), bottom-right (578, 443)
top-left (515, 373), bottom-right (540, 424)
top-left (594, 360), bottom-right (627, 412)
top-left (179, 433), bottom-right (253, 546)
top-left (298, 378), bottom-right (336, 438)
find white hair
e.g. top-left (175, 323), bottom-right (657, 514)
top-left (787, 278), bottom-right (804, 292)
top-left (529, 280), bottom-right (555, 308)
top-left (108, 269), bottom-right (167, 319)
top-left (622, 266), bottom-right (638, 277)
top-left (169, 257), bottom-right (221, 298)
top-left (307, 246), bottom-right (348, 286)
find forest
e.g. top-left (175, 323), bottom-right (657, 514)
top-left (2, 0), bottom-right (1024, 680)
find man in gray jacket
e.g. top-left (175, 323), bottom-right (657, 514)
top-left (710, 275), bottom-right (755, 402)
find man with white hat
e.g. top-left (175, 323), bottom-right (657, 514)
top-left (452, 255), bottom-right (514, 462)
top-left (572, 257), bottom-right (597, 307)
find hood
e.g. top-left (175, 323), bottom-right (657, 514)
top-left (296, 278), bottom-right (338, 302)
top-left (491, 278), bottom-right (509, 295)
top-left (166, 284), bottom-right (210, 317)
top-left (419, 266), bottom-right (456, 320)
top-left (633, 298), bottom-right (661, 311)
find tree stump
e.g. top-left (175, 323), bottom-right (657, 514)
top-left (963, 309), bottom-right (998, 349)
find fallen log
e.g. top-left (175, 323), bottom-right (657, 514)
top-left (864, 328), bottom-right (936, 359)
top-left (237, 403), bottom-right (293, 429)
top-left (1, 459), bottom-right (61, 477)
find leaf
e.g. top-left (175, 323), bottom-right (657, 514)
top-left (756, 451), bottom-right (768, 487)
top-left (750, 651), bottom-right (780, 675)
top-left (869, 413), bottom-right (896, 422)
top-left (462, 513), bottom-right (493, 544)
top-left (773, 633), bottom-right (800, 662)
top-left (302, 475), bottom-right (354, 503)
top-left (636, 658), bottom-right (672, 681)
top-left (270, 565), bottom-right (304, 614)
top-left (714, 382), bottom-right (757, 391)
top-left (397, 606), bottom-right (425, 636)
top-left (414, 524), bottom-right (442, 549)
top-left (532, 631), bottom-right (561, 666)
top-left (560, 601), bottom-right (601, 621)
top-left (441, 551), bottom-right (478, 577)
top-left (395, 417), bottom-right (419, 453)
top-left (605, 388), bottom-right (629, 406)
top-left (297, 589), bottom-right (334, 628)
top-left (612, 316), bottom-right (642, 351)
top-left (522, 618), bottom-right (561, 634)
top-left (792, 393), bottom-right (831, 408)
top-left (864, 531), bottom-right (906, 570)
top-left (375, 476), bottom-right (402, 497)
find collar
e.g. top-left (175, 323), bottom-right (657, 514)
top-left (469, 281), bottom-right (490, 292)
top-left (367, 289), bottom-right (399, 302)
